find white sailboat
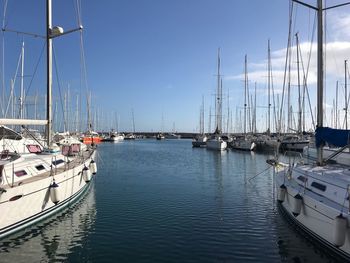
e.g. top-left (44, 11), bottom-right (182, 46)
top-left (206, 48), bottom-right (227, 151)
top-left (0, 0), bottom-right (97, 239)
top-left (269, 0), bottom-right (350, 259)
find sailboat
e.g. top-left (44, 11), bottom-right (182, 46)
top-left (230, 55), bottom-right (256, 151)
top-left (206, 48), bottom-right (227, 151)
top-left (82, 92), bottom-right (102, 144)
top-left (269, 0), bottom-right (350, 259)
top-left (192, 96), bottom-right (207, 147)
top-left (125, 110), bottom-right (136, 140)
top-left (256, 40), bottom-right (280, 152)
top-left (280, 32), bottom-right (309, 152)
top-left (0, 0), bottom-right (97, 239)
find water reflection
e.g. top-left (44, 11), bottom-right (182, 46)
top-left (0, 186), bottom-right (96, 263)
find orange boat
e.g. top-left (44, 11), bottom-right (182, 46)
top-left (82, 131), bottom-right (102, 144)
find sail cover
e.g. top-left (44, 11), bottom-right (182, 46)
top-left (315, 127), bottom-right (350, 147)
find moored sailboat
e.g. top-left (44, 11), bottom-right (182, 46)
top-left (192, 96), bottom-right (208, 147)
top-left (230, 55), bottom-right (256, 151)
top-left (268, 1), bottom-right (350, 259)
top-left (206, 48), bottom-right (227, 151)
top-left (0, 0), bottom-right (97, 239)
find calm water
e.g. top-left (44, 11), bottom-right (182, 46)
top-left (0, 140), bottom-right (338, 262)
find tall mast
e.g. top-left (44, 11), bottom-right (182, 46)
top-left (132, 109), bottom-right (135, 133)
top-left (267, 39), bottom-right (271, 134)
top-left (200, 95), bottom-right (204, 134)
top-left (46, 0), bottom-right (53, 146)
top-left (216, 48), bottom-right (221, 133)
top-left (254, 82), bottom-right (257, 133)
top-left (244, 55), bottom-right (247, 135)
top-left (316, 0), bottom-right (323, 164)
top-left (227, 89), bottom-right (230, 134)
top-left (20, 41), bottom-right (24, 119)
top-left (345, 60), bottom-right (348, 129)
top-left (296, 32), bottom-right (302, 134)
top-left (208, 106), bottom-right (211, 133)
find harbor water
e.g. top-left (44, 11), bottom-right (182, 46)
top-left (0, 139), bottom-right (336, 262)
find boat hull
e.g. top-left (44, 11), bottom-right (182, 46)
top-left (280, 140), bottom-right (309, 151)
top-left (230, 140), bottom-right (256, 151)
top-left (206, 140), bottom-right (227, 150)
top-left (275, 168), bottom-right (350, 260)
top-left (192, 141), bottom-right (206, 148)
top-left (0, 150), bottom-right (96, 239)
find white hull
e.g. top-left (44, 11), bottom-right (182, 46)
top-left (0, 149), bottom-right (96, 239)
top-left (275, 164), bottom-right (350, 259)
top-left (111, 136), bottom-right (124, 142)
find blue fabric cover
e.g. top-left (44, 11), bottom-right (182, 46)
top-left (315, 127), bottom-right (350, 147)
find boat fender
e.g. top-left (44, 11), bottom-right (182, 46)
top-left (89, 160), bottom-right (97, 175)
top-left (49, 182), bottom-right (60, 205)
top-left (82, 166), bottom-right (92, 183)
top-left (292, 194), bottom-right (302, 217)
top-left (333, 214), bottom-right (347, 247)
top-left (277, 184), bottom-right (287, 203)
top-left (250, 142), bottom-right (256, 151)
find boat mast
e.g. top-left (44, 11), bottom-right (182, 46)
top-left (20, 41), bottom-right (24, 119)
top-left (267, 40), bottom-right (271, 134)
top-left (132, 109), bottom-right (135, 133)
top-left (345, 60), bottom-right (348, 129)
top-left (46, 0), bottom-right (53, 146)
top-left (296, 32), bottom-right (302, 134)
top-left (208, 106), bottom-right (211, 133)
top-left (216, 48), bottom-right (221, 134)
top-left (316, 0), bottom-right (324, 165)
top-left (200, 95), bottom-right (204, 135)
top-left (244, 55), bottom-right (248, 135)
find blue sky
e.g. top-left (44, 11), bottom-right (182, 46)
top-left (1, 0), bottom-right (350, 133)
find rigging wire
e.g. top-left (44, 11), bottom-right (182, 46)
top-left (52, 44), bottom-right (67, 132)
top-left (23, 41), bottom-right (46, 111)
top-left (279, 0), bottom-right (294, 134)
top-left (299, 11), bottom-right (317, 131)
top-left (5, 45), bottom-right (22, 118)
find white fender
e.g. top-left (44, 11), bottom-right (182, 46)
top-left (82, 166), bottom-right (92, 183)
top-left (292, 194), bottom-right (302, 217)
top-left (89, 160), bottom-right (97, 175)
top-left (333, 214), bottom-right (347, 247)
top-left (49, 182), bottom-right (60, 205)
top-left (277, 184), bottom-right (287, 203)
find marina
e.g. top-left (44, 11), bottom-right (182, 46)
top-left (1, 0), bottom-right (350, 262)
top-left (0, 139), bottom-right (337, 262)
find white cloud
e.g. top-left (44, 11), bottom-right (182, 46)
top-left (225, 10), bottom-right (350, 89)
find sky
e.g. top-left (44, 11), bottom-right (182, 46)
top-left (1, 0), bottom-right (350, 133)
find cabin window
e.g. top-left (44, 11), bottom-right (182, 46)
top-left (15, 170), bottom-right (27, 177)
top-left (26, 144), bottom-right (42, 153)
top-left (35, 164), bottom-right (45, 171)
top-left (297, 176), bottom-right (307, 183)
top-left (52, 159), bottom-right (64, 166)
top-left (62, 146), bottom-right (70, 156)
top-left (311, 181), bottom-right (326, 192)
